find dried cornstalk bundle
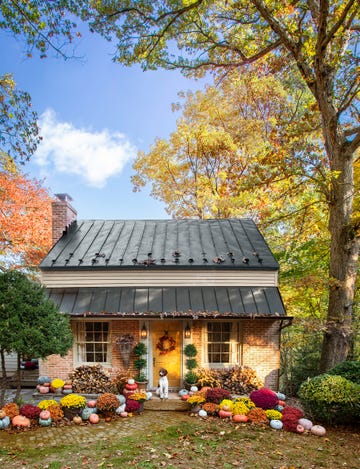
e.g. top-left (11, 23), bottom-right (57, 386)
top-left (69, 364), bottom-right (115, 394)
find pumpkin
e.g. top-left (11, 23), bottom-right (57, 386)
top-left (39, 410), bottom-right (51, 420)
top-left (181, 394), bottom-right (189, 400)
top-left (233, 414), bottom-right (248, 423)
top-left (87, 400), bottom-right (97, 408)
top-left (296, 424), bottom-right (305, 434)
top-left (0, 416), bottom-right (10, 429)
top-left (116, 404), bottom-right (126, 414)
top-left (278, 400), bottom-right (286, 407)
top-left (0, 410), bottom-right (6, 419)
top-left (221, 405), bottom-right (231, 412)
top-left (198, 409), bottom-right (207, 418)
top-left (39, 386), bottom-right (49, 394)
top-left (218, 410), bottom-right (232, 419)
top-left (298, 418), bottom-right (313, 430)
top-left (63, 384), bottom-right (72, 390)
top-left (120, 411), bottom-right (128, 418)
top-left (190, 386), bottom-right (198, 393)
top-left (117, 394), bottom-right (126, 405)
top-left (125, 383), bottom-right (138, 391)
top-left (270, 419), bottom-right (283, 430)
top-left (311, 425), bottom-right (326, 437)
top-left (128, 378), bottom-right (135, 385)
top-left (38, 376), bottom-right (51, 385)
top-left (146, 392), bottom-right (153, 400)
top-left (274, 405), bottom-right (284, 412)
top-left (12, 415), bottom-right (31, 427)
top-left (276, 392), bottom-right (286, 401)
top-left (89, 413), bottom-right (99, 424)
top-left (81, 408), bottom-right (94, 420)
top-left (39, 417), bottom-right (52, 426)
top-left (73, 415), bottom-right (82, 425)
top-left (178, 389), bottom-right (188, 397)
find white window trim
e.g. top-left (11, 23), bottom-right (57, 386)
top-left (202, 320), bottom-right (240, 368)
top-left (73, 320), bottom-right (112, 367)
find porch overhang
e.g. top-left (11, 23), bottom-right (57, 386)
top-left (48, 286), bottom-right (290, 320)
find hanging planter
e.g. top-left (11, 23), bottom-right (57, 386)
top-left (114, 334), bottom-right (135, 369)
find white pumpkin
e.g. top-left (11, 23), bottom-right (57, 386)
top-left (116, 404), bottom-right (126, 414)
top-left (270, 419), bottom-right (283, 430)
top-left (298, 418), bottom-right (313, 430)
top-left (128, 378), bottom-right (135, 385)
top-left (311, 425), bottom-right (326, 436)
top-left (198, 409), bottom-right (207, 418)
top-left (146, 391), bottom-right (153, 400)
top-left (190, 386), bottom-right (198, 393)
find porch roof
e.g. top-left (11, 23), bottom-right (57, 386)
top-left (48, 286), bottom-right (287, 319)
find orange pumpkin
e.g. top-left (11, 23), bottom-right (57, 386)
top-left (89, 413), bottom-right (99, 424)
top-left (232, 414), bottom-right (248, 423)
top-left (278, 400), bottom-right (286, 407)
top-left (181, 394), bottom-right (189, 400)
top-left (0, 410), bottom-right (6, 419)
top-left (12, 415), bottom-right (31, 427)
top-left (218, 410), bottom-right (232, 419)
top-left (125, 383), bottom-right (138, 391)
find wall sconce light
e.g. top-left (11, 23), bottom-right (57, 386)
top-left (184, 323), bottom-right (191, 339)
top-left (140, 323), bottom-right (147, 339)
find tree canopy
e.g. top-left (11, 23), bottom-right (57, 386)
top-left (0, 269), bottom-right (73, 365)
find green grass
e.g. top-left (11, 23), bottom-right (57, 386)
top-left (0, 416), bottom-right (358, 468)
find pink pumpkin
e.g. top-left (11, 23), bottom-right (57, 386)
top-left (296, 424), bottom-right (305, 434)
top-left (12, 415), bottom-right (31, 427)
top-left (219, 410), bottom-right (232, 419)
top-left (87, 400), bottom-right (97, 408)
top-left (89, 413), bottom-right (99, 424)
top-left (39, 386), bottom-right (49, 394)
top-left (120, 411), bottom-right (128, 418)
top-left (39, 410), bottom-right (51, 420)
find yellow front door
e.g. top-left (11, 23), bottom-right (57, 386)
top-left (152, 320), bottom-right (181, 389)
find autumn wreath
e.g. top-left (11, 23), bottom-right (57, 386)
top-left (156, 334), bottom-right (176, 355)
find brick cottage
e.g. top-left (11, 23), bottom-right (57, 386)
top-left (39, 194), bottom-right (292, 390)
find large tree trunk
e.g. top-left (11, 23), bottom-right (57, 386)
top-left (319, 145), bottom-right (359, 372)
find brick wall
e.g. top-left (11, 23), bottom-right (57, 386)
top-left (52, 194), bottom-right (77, 245)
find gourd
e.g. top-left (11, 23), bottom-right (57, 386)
top-left (12, 415), bottom-right (31, 427)
top-left (190, 386), bottom-right (198, 393)
top-left (198, 409), bottom-right (207, 418)
top-left (233, 414), bottom-right (248, 423)
top-left (0, 416), bottom-right (10, 429)
top-left (125, 383), bottom-right (138, 391)
top-left (218, 410), bottom-right (232, 418)
top-left (270, 420), bottom-right (283, 430)
top-left (311, 425), bottom-right (326, 436)
top-left (87, 400), bottom-right (97, 408)
top-left (39, 386), bottom-right (49, 394)
top-left (128, 378), bottom-right (135, 385)
top-left (298, 418), bottom-right (313, 430)
top-left (276, 392), bottom-right (286, 401)
top-left (39, 417), bottom-right (52, 426)
top-left (89, 413), bottom-right (99, 424)
top-left (73, 415), bottom-right (82, 425)
top-left (0, 410), bottom-right (6, 419)
top-left (181, 394), bottom-right (189, 400)
top-left (178, 389), bottom-right (188, 397)
top-left (146, 392), bottom-right (152, 400)
top-left (120, 411), bottom-right (128, 418)
top-left (296, 424), bottom-right (305, 433)
top-left (39, 410), bottom-right (51, 420)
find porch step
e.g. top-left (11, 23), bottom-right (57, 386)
top-left (144, 393), bottom-right (188, 411)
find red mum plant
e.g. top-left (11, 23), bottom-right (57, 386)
top-left (282, 406), bottom-right (304, 432)
top-left (125, 399), bottom-right (140, 413)
top-left (206, 387), bottom-right (232, 404)
top-left (249, 388), bottom-right (279, 409)
top-left (19, 404), bottom-right (41, 420)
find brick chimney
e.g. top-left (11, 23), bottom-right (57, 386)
top-left (52, 193), bottom-right (77, 245)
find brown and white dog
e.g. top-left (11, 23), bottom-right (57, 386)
top-left (157, 367), bottom-right (169, 399)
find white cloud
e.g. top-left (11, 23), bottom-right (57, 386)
top-left (35, 109), bottom-right (136, 187)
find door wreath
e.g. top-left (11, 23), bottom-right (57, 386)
top-left (156, 334), bottom-right (176, 355)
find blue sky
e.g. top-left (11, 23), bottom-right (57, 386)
top-left (1, 27), bottom-right (207, 219)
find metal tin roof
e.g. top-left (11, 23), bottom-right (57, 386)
top-left (48, 286), bottom-right (286, 318)
top-left (40, 219), bottom-right (279, 271)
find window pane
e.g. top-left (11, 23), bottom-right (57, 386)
top-left (207, 322), bottom-right (231, 364)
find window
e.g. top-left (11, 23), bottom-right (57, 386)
top-left (75, 321), bottom-right (110, 364)
top-left (207, 322), bottom-right (232, 364)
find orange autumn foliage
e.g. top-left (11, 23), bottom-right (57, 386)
top-left (0, 171), bottom-right (52, 267)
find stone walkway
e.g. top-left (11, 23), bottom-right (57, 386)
top-left (0, 411), bottom-right (192, 446)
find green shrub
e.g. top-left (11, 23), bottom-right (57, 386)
top-left (327, 361), bottom-right (360, 384)
top-left (298, 374), bottom-right (360, 425)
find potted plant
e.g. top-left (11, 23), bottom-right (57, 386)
top-left (133, 342), bottom-right (148, 389)
top-left (183, 343), bottom-right (199, 390)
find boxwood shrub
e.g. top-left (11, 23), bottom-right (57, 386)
top-left (298, 374), bottom-right (360, 425)
top-left (327, 360), bottom-right (360, 384)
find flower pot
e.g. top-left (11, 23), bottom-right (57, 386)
top-left (135, 381), bottom-right (148, 391)
top-left (63, 408), bottom-right (82, 420)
